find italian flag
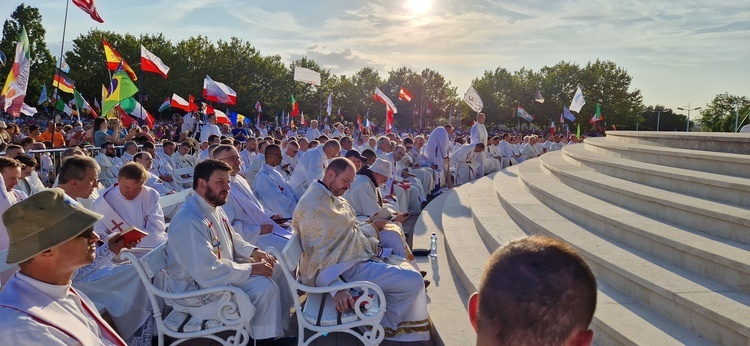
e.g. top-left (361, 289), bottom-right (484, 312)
top-left (291, 94), bottom-right (300, 117)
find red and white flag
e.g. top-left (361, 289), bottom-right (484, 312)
top-left (255, 101), bottom-right (262, 114)
top-left (140, 45), bottom-right (170, 78)
top-left (374, 87), bottom-right (397, 134)
top-left (203, 75), bottom-right (237, 105)
top-left (213, 109), bottom-right (231, 125)
top-left (398, 87), bottom-right (413, 102)
top-left (300, 111), bottom-right (307, 126)
top-left (72, 0), bottom-right (104, 23)
top-left (171, 93), bottom-right (189, 112)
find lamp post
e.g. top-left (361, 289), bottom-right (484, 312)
top-left (677, 104), bottom-right (701, 132)
top-left (649, 109), bottom-right (665, 131)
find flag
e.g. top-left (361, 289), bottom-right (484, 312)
top-left (590, 103), bottom-right (603, 124)
top-left (399, 87), bottom-right (413, 102)
top-left (56, 58), bottom-right (70, 73)
top-left (170, 93), bottom-right (189, 112)
top-left (534, 88), bottom-right (545, 103)
top-left (425, 103), bottom-right (432, 115)
top-left (102, 39), bottom-right (137, 81)
top-left (2, 26), bottom-right (30, 116)
top-left (550, 121), bottom-right (556, 135)
top-left (576, 123), bottom-right (581, 139)
top-left (560, 112), bottom-right (564, 124)
top-left (517, 105), bottom-right (534, 122)
top-left (326, 93), bottom-right (333, 115)
top-left (52, 69), bottom-right (75, 94)
top-left (37, 84), bottom-right (48, 105)
top-left (562, 106), bottom-right (576, 122)
top-left (20, 103), bottom-right (37, 116)
top-left (293, 66), bottom-right (321, 86)
top-left (300, 111), bottom-right (307, 126)
top-left (0, 51), bottom-right (5, 66)
top-left (357, 115), bottom-right (363, 132)
top-left (101, 64), bottom-right (139, 116)
top-left (229, 111), bottom-right (245, 126)
top-left (101, 84), bottom-right (108, 105)
top-left (158, 98), bottom-right (170, 112)
top-left (365, 118), bottom-right (373, 128)
top-left (213, 109), bottom-right (231, 125)
top-left (569, 86), bottom-right (586, 113)
top-left (290, 95), bottom-right (299, 116)
top-left (255, 101), bottom-right (263, 114)
top-left (612, 124), bottom-right (617, 131)
top-left (72, 0), bottom-right (104, 23)
top-left (140, 45), bottom-right (170, 78)
top-left (463, 86), bottom-right (484, 113)
top-left (74, 89), bottom-right (97, 118)
top-left (338, 106), bottom-right (342, 118)
top-left (93, 98), bottom-right (100, 111)
top-left (203, 75), bottom-right (237, 105)
top-left (374, 87), bottom-right (397, 134)
top-left (56, 98), bottom-right (72, 116)
top-left (120, 97), bottom-right (155, 128)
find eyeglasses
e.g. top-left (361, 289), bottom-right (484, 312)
top-left (77, 228), bottom-right (95, 239)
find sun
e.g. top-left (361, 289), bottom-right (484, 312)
top-left (405, 0), bottom-right (432, 15)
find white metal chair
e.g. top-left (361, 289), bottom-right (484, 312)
top-left (121, 244), bottom-right (255, 346)
top-left (172, 167), bottom-right (194, 189)
top-left (266, 234), bottom-right (386, 346)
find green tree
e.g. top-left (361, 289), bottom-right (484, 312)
top-left (0, 4), bottom-right (55, 108)
top-left (699, 93), bottom-right (750, 132)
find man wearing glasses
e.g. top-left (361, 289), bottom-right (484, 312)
top-left (0, 189), bottom-right (127, 345)
top-left (94, 142), bottom-right (122, 188)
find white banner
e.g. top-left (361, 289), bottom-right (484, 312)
top-left (463, 86), bottom-right (484, 113)
top-left (569, 86), bottom-right (586, 113)
top-left (293, 66), bottom-right (321, 86)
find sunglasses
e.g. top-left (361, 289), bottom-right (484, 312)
top-left (77, 228), bottom-right (95, 239)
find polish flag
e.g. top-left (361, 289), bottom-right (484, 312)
top-left (171, 93), bottom-right (189, 112)
top-left (140, 45), bottom-right (170, 78)
top-left (213, 109), bottom-right (231, 125)
top-left (203, 75), bottom-right (237, 105)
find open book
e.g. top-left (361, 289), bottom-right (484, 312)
top-left (117, 227), bottom-right (149, 244)
top-left (367, 208), bottom-right (395, 223)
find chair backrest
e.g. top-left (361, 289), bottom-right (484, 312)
top-left (158, 188), bottom-right (191, 210)
top-left (173, 167), bottom-right (194, 176)
top-left (281, 233), bottom-right (303, 271)
top-left (126, 243), bottom-right (168, 280)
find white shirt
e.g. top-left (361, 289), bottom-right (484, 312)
top-left (199, 123), bottom-right (222, 143)
top-left (305, 127), bottom-right (321, 142)
top-left (424, 127), bottom-right (451, 167)
top-left (254, 163), bottom-right (299, 218)
top-left (93, 184), bottom-right (167, 249)
top-left (288, 146), bottom-right (327, 196)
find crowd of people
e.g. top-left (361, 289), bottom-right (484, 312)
top-left (0, 104), bottom-right (593, 345)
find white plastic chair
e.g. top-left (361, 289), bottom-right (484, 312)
top-left (121, 244), bottom-right (255, 346)
top-left (266, 234), bottom-right (386, 346)
top-left (172, 167), bottom-right (194, 189)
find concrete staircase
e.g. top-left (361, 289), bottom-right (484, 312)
top-left (415, 131), bottom-right (750, 345)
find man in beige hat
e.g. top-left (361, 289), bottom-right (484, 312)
top-left (0, 188), bottom-right (127, 345)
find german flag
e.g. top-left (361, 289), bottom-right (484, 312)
top-left (53, 68), bottom-right (75, 94)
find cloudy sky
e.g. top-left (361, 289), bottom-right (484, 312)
top-left (3, 0), bottom-right (748, 114)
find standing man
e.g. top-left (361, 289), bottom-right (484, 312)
top-left (423, 124), bottom-right (454, 188)
top-left (305, 120), bottom-right (321, 142)
top-left (199, 112), bottom-right (222, 143)
top-left (0, 189), bottom-right (127, 345)
top-left (164, 159), bottom-right (291, 343)
top-left (470, 113), bottom-right (489, 177)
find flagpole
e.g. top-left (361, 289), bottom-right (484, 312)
top-left (55, 0), bottom-right (71, 98)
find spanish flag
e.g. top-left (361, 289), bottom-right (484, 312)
top-left (102, 38), bottom-right (137, 81)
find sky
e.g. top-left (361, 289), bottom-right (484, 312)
top-left (2, 0), bottom-right (749, 115)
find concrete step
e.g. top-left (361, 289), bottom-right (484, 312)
top-left (493, 166), bottom-right (707, 345)
top-left (562, 143), bottom-right (750, 208)
top-left (412, 190), bottom-right (474, 346)
top-left (470, 172), bottom-right (528, 251)
top-left (511, 160), bottom-right (750, 344)
top-left (604, 131), bottom-right (750, 155)
top-left (539, 152), bottom-right (750, 245)
top-left (520, 151), bottom-right (750, 292)
top-left (584, 137), bottom-right (750, 179)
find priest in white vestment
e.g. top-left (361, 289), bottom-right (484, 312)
top-left (239, 138), bottom-right (259, 172)
top-left (423, 125), bottom-right (454, 187)
top-left (470, 113), bottom-right (489, 178)
top-left (451, 143), bottom-right (485, 185)
top-left (253, 145), bottom-right (300, 219)
top-left (288, 139), bottom-right (341, 196)
top-left (0, 189), bottom-right (128, 346)
top-left (213, 145), bottom-right (291, 252)
top-left (94, 143), bottom-right (122, 188)
top-left (165, 159), bottom-right (291, 341)
top-left (293, 158), bottom-right (431, 342)
top-left (304, 120), bottom-right (321, 142)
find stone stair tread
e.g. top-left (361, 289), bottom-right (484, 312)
top-left (604, 131), bottom-right (750, 155)
top-left (514, 152), bottom-right (750, 289)
top-left (539, 152), bottom-right (750, 230)
top-left (565, 142), bottom-right (750, 195)
top-left (511, 161), bottom-right (750, 342)
top-left (470, 171), bottom-right (528, 251)
top-left (413, 189), bottom-right (474, 346)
